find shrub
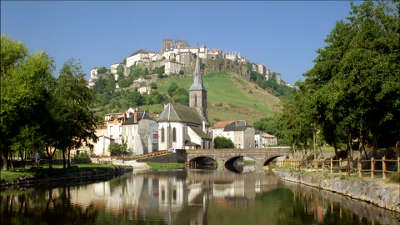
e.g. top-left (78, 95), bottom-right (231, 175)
top-left (214, 137), bottom-right (234, 149)
top-left (109, 142), bottom-right (128, 156)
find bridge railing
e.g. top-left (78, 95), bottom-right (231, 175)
top-left (186, 147), bottom-right (291, 154)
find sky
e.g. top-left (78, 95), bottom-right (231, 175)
top-left (1, 1), bottom-right (352, 84)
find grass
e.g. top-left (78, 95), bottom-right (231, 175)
top-left (388, 173), bottom-right (400, 183)
top-left (147, 162), bottom-right (185, 171)
top-left (0, 163), bottom-right (119, 181)
top-left (154, 72), bottom-right (281, 124)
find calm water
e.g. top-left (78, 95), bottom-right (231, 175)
top-left (1, 169), bottom-right (399, 225)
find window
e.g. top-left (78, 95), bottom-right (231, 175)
top-left (161, 127), bottom-right (165, 142)
top-left (173, 127), bottom-right (176, 142)
top-left (173, 190), bottom-right (177, 201)
top-left (194, 94), bottom-right (197, 107)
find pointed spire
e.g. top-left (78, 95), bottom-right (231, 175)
top-left (189, 53), bottom-right (204, 91)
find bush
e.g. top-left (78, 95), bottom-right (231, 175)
top-left (109, 142), bottom-right (128, 156)
top-left (214, 137), bottom-right (234, 149)
top-left (97, 67), bottom-right (108, 74)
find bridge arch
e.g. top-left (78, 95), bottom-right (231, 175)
top-left (188, 156), bottom-right (217, 169)
top-left (263, 155), bottom-right (285, 166)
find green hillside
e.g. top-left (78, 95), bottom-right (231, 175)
top-left (152, 72), bottom-right (281, 124)
top-left (93, 71), bottom-right (281, 124)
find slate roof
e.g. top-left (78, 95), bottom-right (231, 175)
top-left (223, 121), bottom-right (251, 132)
top-left (122, 112), bottom-right (152, 125)
top-left (189, 55), bottom-right (205, 91)
top-left (189, 125), bottom-right (211, 139)
top-left (157, 103), bottom-right (206, 124)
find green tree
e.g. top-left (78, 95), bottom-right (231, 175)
top-left (1, 35), bottom-right (54, 170)
top-left (167, 82), bottom-right (179, 97)
top-left (214, 137), bottom-right (235, 149)
top-left (116, 64), bottom-right (124, 76)
top-left (97, 66), bottom-right (108, 74)
top-left (150, 82), bottom-right (157, 89)
top-left (55, 59), bottom-right (98, 168)
top-left (254, 117), bottom-right (278, 135)
top-left (278, 1), bottom-right (400, 158)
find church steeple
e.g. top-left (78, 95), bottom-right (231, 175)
top-left (189, 54), bottom-right (204, 91)
top-left (189, 53), bottom-right (208, 121)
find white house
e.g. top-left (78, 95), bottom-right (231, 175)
top-left (254, 133), bottom-right (262, 149)
top-left (88, 67), bottom-right (99, 87)
top-left (211, 120), bottom-right (255, 149)
top-left (126, 49), bottom-right (158, 68)
top-left (261, 133), bottom-right (278, 146)
top-left (122, 109), bottom-right (158, 155)
top-left (165, 61), bottom-right (183, 75)
top-left (138, 86), bottom-right (151, 95)
top-left (110, 63), bottom-right (121, 75)
top-left (105, 113), bottom-right (124, 144)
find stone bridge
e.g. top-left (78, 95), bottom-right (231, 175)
top-left (186, 147), bottom-right (291, 170)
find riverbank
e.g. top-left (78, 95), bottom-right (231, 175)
top-left (273, 168), bottom-right (400, 213)
top-left (0, 163), bottom-right (133, 189)
top-left (147, 162), bottom-right (185, 170)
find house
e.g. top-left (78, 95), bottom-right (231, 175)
top-left (211, 120), bottom-right (255, 149)
top-left (88, 67), bottom-right (99, 87)
top-left (126, 49), bottom-right (159, 68)
top-left (122, 109), bottom-right (158, 155)
top-left (165, 61), bottom-right (183, 75)
top-left (110, 63), bottom-right (121, 75)
top-left (254, 132), bottom-right (262, 148)
top-left (104, 113), bottom-right (124, 144)
top-left (157, 55), bottom-right (211, 150)
top-left (138, 86), bottom-right (151, 95)
top-left (261, 133), bottom-right (278, 146)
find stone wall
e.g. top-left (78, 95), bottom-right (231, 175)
top-left (274, 168), bottom-right (400, 213)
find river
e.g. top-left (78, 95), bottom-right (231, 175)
top-left (1, 168), bottom-right (399, 225)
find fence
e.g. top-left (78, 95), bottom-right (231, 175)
top-left (278, 157), bottom-right (400, 179)
top-left (91, 150), bottom-right (170, 164)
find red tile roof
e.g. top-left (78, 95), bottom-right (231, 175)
top-left (213, 121), bottom-right (234, 129)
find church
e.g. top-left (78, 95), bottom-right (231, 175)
top-left (157, 54), bottom-right (212, 150)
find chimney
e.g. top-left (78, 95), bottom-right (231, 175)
top-left (134, 111), bottom-right (138, 124)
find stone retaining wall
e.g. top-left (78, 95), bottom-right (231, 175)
top-left (273, 168), bottom-right (400, 213)
top-left (0, 166), bottom-right (133, 189)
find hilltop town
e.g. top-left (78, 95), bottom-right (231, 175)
top-left (88, 56), bottom-right (278, 157)
top-left (88, 39), bottom-right (293, 92)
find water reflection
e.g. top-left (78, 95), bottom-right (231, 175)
top-left (1, 169), bottom-right (399, 225)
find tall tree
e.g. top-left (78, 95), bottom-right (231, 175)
top-left (55, 59), bottom-right (98, 168)
top-left (1, 35), bottom-right (54, 170)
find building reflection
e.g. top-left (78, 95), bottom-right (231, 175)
top-left (63, 169), bottom-right (278, 224)
top-left (1, 169), bottom-right (392, 225)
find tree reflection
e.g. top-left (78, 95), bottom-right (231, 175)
top-left (0, 188), bottom-right (98, 225)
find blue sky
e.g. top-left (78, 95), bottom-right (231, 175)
top-left (1, 1), bottom-right (352, 84)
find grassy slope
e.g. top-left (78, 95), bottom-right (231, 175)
top-left (147, 72), bottom-right (281, 124)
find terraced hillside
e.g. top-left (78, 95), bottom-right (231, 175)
top-left (143, 72), bottom-right (281, 124)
